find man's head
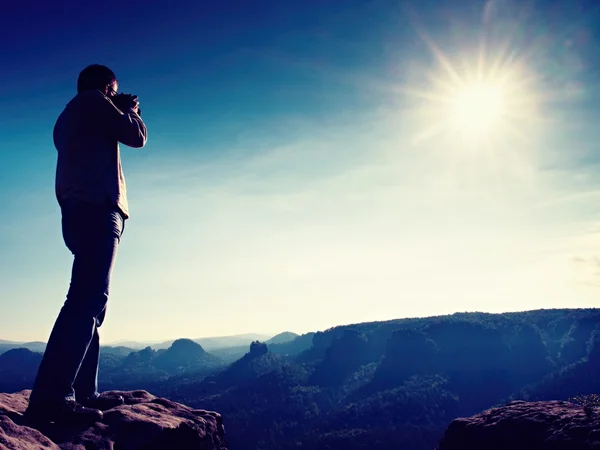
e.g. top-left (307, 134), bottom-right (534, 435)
top-left (77, 64), bottom-right (118, 97)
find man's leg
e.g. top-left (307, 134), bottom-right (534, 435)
top-left (73, 322), bottom-right (101, 399)
top-left (27, 202), bottom-right (124, 418)
top-left (72, 306), bottom-right (124, 410)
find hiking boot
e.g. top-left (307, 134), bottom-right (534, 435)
top-left (24, 397), bottom-right (103, 426)
top-left (79, 393), bottom-right (124, 411)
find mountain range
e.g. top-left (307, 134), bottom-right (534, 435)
top-left (101, 332), bottom-right (297, 351)
top-left (0, 331), bottom-right (298, 356)
top-left (0, 332), bottom-right (304, 393)
top-left (1, 309), bottom-right (598, 450)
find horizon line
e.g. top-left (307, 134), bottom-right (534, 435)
top-left (3, 306), bottom-right (598, 345)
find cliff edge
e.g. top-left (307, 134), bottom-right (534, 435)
top-left (0, 390), bottom-right (227, 450)
top-left (437, 399), bottom-right (599, 450)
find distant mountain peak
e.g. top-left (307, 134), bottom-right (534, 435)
top-left (0, 347), bottom-right (38, 358)
top-left (170, 338), bottom-right (206, 354)
top-left (145, 338), bottom-right (211, 372)
top-left (266, 332), bottom-right (299, 345)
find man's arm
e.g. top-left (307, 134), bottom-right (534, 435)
top-left (94, 91), bottom-right (148, 148)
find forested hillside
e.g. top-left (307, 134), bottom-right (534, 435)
top-left (168, 309), bottom-right (600, 450)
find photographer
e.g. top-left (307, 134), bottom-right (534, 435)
top-left (25, 64), bottom-right (148, 424)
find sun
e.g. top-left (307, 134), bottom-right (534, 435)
top-left (400, 32), bottom-right (543, 147)
top-left (448, 80), bottom-right (507, 138)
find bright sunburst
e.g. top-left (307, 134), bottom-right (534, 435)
top-left (402, 26), bottom-right (544, 148)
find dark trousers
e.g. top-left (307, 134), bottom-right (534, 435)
top-left (29, 200), bottom-right (125, 407)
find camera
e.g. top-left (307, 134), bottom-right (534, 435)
top-left (111, 93), bottom-right (142, 116)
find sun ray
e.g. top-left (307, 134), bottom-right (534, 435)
top-left (388, 86), bottom-right (455, 103)
top-left (417, 30), bottom-right (465, 87)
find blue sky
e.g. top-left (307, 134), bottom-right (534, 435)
top-left (1, 0), bottom-right (600, 343)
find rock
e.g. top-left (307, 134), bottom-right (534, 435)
top-left (0, 390), bottom-right (227, 450)
top-left (0, 415), bottom-right (60, 449)
top-left (437, 400), bottom-right (599, 450)
top-left (249, 341), bottom-right (268, 357)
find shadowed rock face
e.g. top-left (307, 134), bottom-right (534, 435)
top-left (0, 390), bottom-right (227, 450)
top-left (437, 400), bottom-right (600, 450)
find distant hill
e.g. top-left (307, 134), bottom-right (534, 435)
top-left (19, 342), bottom-right (46, 353)
top-left (0, 345), bottom-right (14, 355)
top-left (266, 332), bottom-right (299, 345)
top-left (154, 338), bottom-right (212, 370)
top-left (99, 339), bottom-right (226, 391)
top-left (0, 332), bottom-right (276, 356)
top-left (0, 341), bottom-right (134, 357)
top-left (0, 341), bottom-right (46, 356)
top-left (100, 346), bottom-right (137, 357)
top-left (102, 340), bottom-right (149, 350)
top-left (269, 332), bottom-right (315, 356)
top-left (172, 334), bottom-right (272, 350)
top-left (105, 333), bottom-right (273, 351)
top-left (167, 341), bottom-right (290, 403)
top-left (110, 333), bottom-right (306, 364)
top-left (0, 348), bottom-right (42, 392)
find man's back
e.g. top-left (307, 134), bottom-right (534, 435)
top-left (54, 89), bottom-right (147, 219)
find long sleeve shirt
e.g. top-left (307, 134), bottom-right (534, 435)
top-left (54, 89), bottom-right (148, 219)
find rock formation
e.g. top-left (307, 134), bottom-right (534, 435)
top-left (437, 400), bottom-right (599, 450)
top-left (0, 390), bottom-right (227, 450)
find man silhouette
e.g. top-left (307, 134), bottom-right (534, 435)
top-left (25, 64), bottom-right (148, 424)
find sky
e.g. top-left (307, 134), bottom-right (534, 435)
top-left (1, 0), bottom-right (600, 344)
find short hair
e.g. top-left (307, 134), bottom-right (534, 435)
top-left (77, 64), bottom-right (117, 93)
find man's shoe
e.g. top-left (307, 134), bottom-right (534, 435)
top-left (24, 398), bottom-right (103, 425)
top-left (79, 393), bottom-right (124, 411)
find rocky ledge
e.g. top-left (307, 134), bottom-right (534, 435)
top-left (0, 390), bottom-right (227, 450)
top-left (437, 400), bottom-right (600, 450)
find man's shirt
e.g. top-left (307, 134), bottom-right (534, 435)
top-left (54, 89), bottom-right (147, 219)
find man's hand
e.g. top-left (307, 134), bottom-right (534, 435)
top-left (112, 93), bottom-right (141, 115)
top-left (97, 90), bottom-right (147, 148)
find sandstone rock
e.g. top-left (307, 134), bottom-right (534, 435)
top-left (437, 400), bottom-right (600, 450)
top-left (0, 390), bottom-right (227, 450)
